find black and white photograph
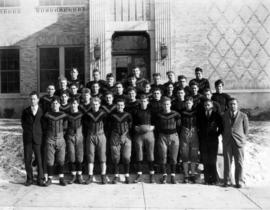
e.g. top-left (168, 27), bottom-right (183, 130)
top-left (0, 0), bottom-right (270, 209)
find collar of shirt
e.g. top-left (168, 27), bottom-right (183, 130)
top-left (31, 105), bottom-right (38, 116)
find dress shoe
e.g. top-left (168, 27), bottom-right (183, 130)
top-left (25, 179), bottom-right (33, 187)
top-left (84, 175), bottom-right (93, 184)
top-left (134, 174), bottom-right (142, 183)
top-left (59, 178), bottom-right (67, 186)
top-left (160, 175), bottom-right (167, 184)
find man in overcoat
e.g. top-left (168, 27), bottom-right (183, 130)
top-left (21, 91), bottom-right (45, 186)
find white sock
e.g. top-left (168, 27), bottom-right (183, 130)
top-left (88, 163), bottom-right (94, 175)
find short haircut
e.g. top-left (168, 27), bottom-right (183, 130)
top-left (51, 96), bottom-right (60, 104)
top-left (70, 98), bottom-right (79, 104)
top-left (91, 97), bottom-right (101, 104)
top-left (215, 79), bottom-right (224, 87)
top-left (92, 69), bottom-right (100, 74)
top-left (91, 81), bottom-right (100, 87)
top-left (104, 91), bottom-right (114, 97)
top-left (127, 87), bottom-right (137, 93)
top-left (190, 81), bottom-right (199, 87)
top-left (29, 91), bottom-right (39, 98)
top-left (106, 73), bottom-right (114, 78)
top-left (228, 97), bottom-right (238, 103)
top-left (47, 84), bottom-right (55, 88)
top-left (166, 82), bottom-right (174, 87)
top-left (82, 88), bottom-right (91, 94)
top-left (132, 66), bottom-right (140, 70)
top-left (152, 73), bottom-right (161, 77)
top-left (116, 98), bottom-right (125, 104)
top-left (166, 71), bottom-right (175, 75)
top-left (152, 87), bottom-right (162, 93)
top-left (70, 83), bottom-right (78, 88)
top-left (60, 90), bottom-right (70, 97)
top-left (186, 96), bottom-right (194, 103)
top-left (143, 81), bottom-right (151, 87)
top-left (140, 94), bottom-right (149, 100)
top-left (176, 87), bottom-right (185, 92)
top-left (178, 75), bottom-right (187, 80)
top-left (203, 88), bottom-right (212, 93)
top-left (115, 82), bottom-right (123, 87)
top-left (195, 67), bottom-right (203, 73)
top-left (162, 96), bottom-right (171, 103)
top-left (70, 67), bottom-right (78, 73)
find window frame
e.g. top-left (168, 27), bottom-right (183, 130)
top-left (38, 45), bottom-right (85, 93)
top-left (38, 0), bottom-right (85, 7)
top-left (0, 0), bottom-right (20, 7)
top-left (0, 47), bottom-right (20, 94)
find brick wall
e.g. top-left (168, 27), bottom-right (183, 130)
top-left (0, 1), bottom-right (87, 117)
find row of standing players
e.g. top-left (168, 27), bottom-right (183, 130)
top-left (23, 67), bottom-right (232, 186)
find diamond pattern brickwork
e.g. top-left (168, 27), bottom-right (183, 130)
top-left (207, 0), bottom-right (270, 89)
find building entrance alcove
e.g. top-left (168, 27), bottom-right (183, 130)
top-left (111, 31), bottom-right (150, 82)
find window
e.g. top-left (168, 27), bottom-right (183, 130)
top-left (65, 47), bottom-right (84, 81)
top-left (0, 0), bottom-right (20, 7)
top-left (39, 47), bottom-right (84, 92)
top-left (39, 0), bottom-right (84, 6)
top-left (0, 49), bottom-right (20, 93)
top-left (40, 48), bottom-right (59, 92)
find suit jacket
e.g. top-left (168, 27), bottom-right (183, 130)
top-left (197, 110), bottom-right (223, 141)
top-left (222, 110), bottom-right (249, 148)
top-left (21, 106), bottom-right (44, 145)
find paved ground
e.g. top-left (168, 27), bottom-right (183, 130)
top-left (0, 175), bottom-right (269, 210)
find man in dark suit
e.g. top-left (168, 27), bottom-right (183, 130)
top-left (222, 98), bottom-right (249, 188)
top-left (21, 91), bottom-right (45, 186)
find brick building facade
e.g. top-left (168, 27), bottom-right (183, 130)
top-left (0, 0), bottom-right (270, 117)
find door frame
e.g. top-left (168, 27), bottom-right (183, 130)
top-left (111, 31), bottom-right (151, 81)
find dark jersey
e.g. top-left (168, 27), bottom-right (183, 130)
top-left (132, 108), bottom-right (153, 126)
top-left (79, 103), bottom-right (92, 114)
top-left (189, 78), bottom-right (210, 94)
top-left (149, 99), bottom-right (163, 114)
top-left (66, 111), bottom-right (83, 135)
top-left (60, 103), bottom-right (71, 114)
top-left (212, 92), bottom-right (231, 114)
top-left (39, 95), bottom-right (54, 114)
top-left (82, 109), bottom-right (107, 134)
top-left (44, 111), bottom-right (67, 136)
top-left (155, 111), bottom-right (181, 134)
top-left (172, 99), bottom-right (186, 113)
top-left (125, 100), bottom-right (140, 114)
top-left (109, 111), bottom-right (133, 135)
top-left (101, 103), bottom-right (117, 115)
top-left (180, 109), bottom-right (197, 129)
